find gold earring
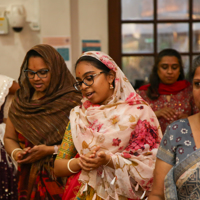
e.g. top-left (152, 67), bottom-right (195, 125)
top-left (110, 83), bottom-right (114, 89)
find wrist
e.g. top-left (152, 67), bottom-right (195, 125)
top-left (11, 148), bottom-right (22, 161)
top-left (53, 145), bottom-right (59, 155)
top-left (104, 154), bottom-right (112, 166)
top-left (154, 111), bottom-right (160, 118)
top-left (67, 158), bottom-right (81, 173)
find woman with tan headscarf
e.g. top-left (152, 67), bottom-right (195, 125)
top-left (4, 44), bottom-right (82, 200)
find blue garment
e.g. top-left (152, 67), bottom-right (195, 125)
top-left (157, 118), bottom-right (196, 166)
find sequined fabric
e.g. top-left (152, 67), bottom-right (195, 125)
top-left (0, 142), bottom-right (17, 200)
top-left (138, 85), bottom-right (199, 133)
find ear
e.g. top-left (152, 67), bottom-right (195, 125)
top-left (107, 70), bottom-right (116, 84)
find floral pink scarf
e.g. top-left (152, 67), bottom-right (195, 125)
top-left (70, 51), bottom-right (162, 199)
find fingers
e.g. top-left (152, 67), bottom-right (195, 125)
top-left (89, 146), bottom-right (101, 158)
top-left (97, 151), bottom-right (106, 158)
top-left (78, 159), bottom-right (93, 171)
top-left (93, 146), bottom-right (101, 152)
top-left (80, 155), bottom-right (97, 164)
top-left (159, 107), bottom-right (177, 121)
top-left (178, 113), bottom-right (188, 119)
top-left (79, 154), bottom-right (100, 170)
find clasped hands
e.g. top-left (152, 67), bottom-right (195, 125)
top-left (13, 144), bottom-right (48, 164)
top-left (156, 107), bottom-right (188, 121)
top-left (78, 146), bottom-right (111, 171)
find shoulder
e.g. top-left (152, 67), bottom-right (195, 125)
top-left (165, 118), bottom-right (190, 134)
top-left (137, 89), bottom-right (148, 100)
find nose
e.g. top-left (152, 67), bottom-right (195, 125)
top-left (33, 73), bottom-right (41, 80)
top-left (167, 67), bottom-right (173, 73)
top-left (80, 82), bottom-right (88, 90)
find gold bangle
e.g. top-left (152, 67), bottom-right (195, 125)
top-left (11, 148), bottom-right (22, 161)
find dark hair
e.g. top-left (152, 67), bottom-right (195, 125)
top-left (191, 55), bottom-right (200, 79)
top-left (75, 56), bottom-right (110, 73)
top-left (147, 48), bottom-right (185, 100)
top-left (75, 56), bottom-right (115, 87)
top-left (26, 50), bottom-right (45, 68)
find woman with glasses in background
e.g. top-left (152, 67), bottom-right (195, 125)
top-left (4, 44), bottom-right (82, 200)
top-left (54, 51), bottom-right (162, 200)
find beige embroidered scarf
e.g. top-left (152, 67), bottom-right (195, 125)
top-left (70, 51), bottom-right (162, 199)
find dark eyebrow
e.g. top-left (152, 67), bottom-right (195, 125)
top-left (76, 71), bottom-right (96, 79)
top-left (26, 68), bottom-right (48, 71)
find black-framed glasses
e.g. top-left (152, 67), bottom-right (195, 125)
top-left (24, 69), bottom-right (49, 79)
top-left (73, 72), bottom-right (104, 91)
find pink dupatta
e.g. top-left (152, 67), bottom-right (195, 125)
top-left (70, 51), bottom-right (162, 199)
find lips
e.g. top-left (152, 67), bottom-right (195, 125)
top-left (86, 91), bottom-right (94, 99)
top-left (34, 83), bottom-right (43, 88)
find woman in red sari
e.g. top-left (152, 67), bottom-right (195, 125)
top-left (138, 48), bottom-right (199, 133)
top-left (4, 44), bottom-right (82, 200)
top-left (54, 51), bottom-right (162, 200)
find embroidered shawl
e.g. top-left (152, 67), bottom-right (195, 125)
top-left (70, 51), bottom-right (162, 199)
top-left (0, 75), bottom-right (14, 143)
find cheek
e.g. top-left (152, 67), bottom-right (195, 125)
top-left (175, 70), bottom-right (180, 76)
top-left (193, 89), bottom-right (200, 104)
top-left (157, 70), bottom-right (163, 79)
top-left (94, 79), bottom-right (109, 94)
top-left (28, 79), bottom-right (34, 86)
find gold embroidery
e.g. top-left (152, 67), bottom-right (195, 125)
top-left (130, 124), bottom-right (136, 129)
top-left (143, 152), bottom-right (152, 156)
top-left (76, 112), bottom-right (79, 116)
top-left (119, 124), bottom-right (128, 131)
top-left (129, 115), bottom-right (136, 122)
top-left (131, 161), bottom-right (139, 166)
top-left (82, 141), bottom-right (88, 149)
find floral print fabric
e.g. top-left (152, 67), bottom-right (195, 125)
top-left (70, 51), bottom-right (162, 199)
top-left (157, 118), bottom-right (196, 166)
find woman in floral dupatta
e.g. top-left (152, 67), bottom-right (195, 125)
top-left (4, 44), bottom-right (82, 200)
top-left (54, 51), bottom-right (162, 200)
top-left (148, 55), bottom-right (200, 200)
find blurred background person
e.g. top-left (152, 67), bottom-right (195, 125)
top-left (0, 74), bottom-right (19, 200)
top-left (138, 48), bottom-right (198, 133)
top-left (148, 54), bottom-right (200, 200)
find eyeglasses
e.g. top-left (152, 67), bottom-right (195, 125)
top-left (24, 69), bottom-right (49, 79)
top-left (73, 72), bottom-right (104, 91)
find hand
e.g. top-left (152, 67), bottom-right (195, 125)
top-left (155, 107), bottom-right (177, 121)
top-left (17, 145), bottom-right (49, 164)
top-left (177, 112), bottom-right (188, 119)
top-left (79, 149), bottom-right (110, 171)
top-left (15, 147), bottom-right (31, 161)
top-left (82, 146), bottom-right (100, 159)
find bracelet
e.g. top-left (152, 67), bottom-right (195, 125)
top-left (53, 145), bottom-right (58, 155)
top-left (104, 155), bottom-right (112, 166)
top-left (67, 158), bottom-right (79, 173)
top-left (11, 148), bottom-right (22, 161)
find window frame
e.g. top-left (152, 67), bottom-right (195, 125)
top-left (108, 0), bottom-right (200, 79)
